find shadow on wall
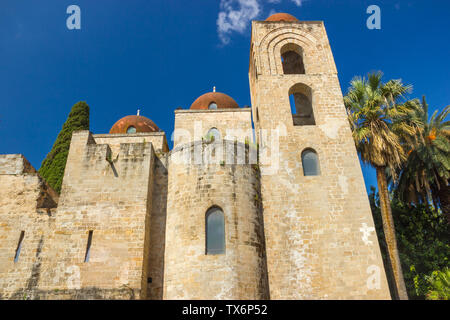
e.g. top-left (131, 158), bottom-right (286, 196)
top-left (147, 155), bottom-right (169, 300)
top-left (7, 287), bottom-right (137, 300)
top-left (13, 235), bottom-right (45, 299)
top-left (3, 235), bottom-right (137, 300)
top-left (254, 165), bottom-right (271, 299)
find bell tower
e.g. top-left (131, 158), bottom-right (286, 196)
top-left (249, 13), bottom-right (391, 299)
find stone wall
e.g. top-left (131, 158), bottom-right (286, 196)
top-left (173, 108), bottom-right (253, 147)
top-left (94, 132), bottom-right (170, 300)
top-left (0, 154), bottom-right (37, 175)
top-left (163, 140), bottom-right (269, 299)
top-left (35, 131), bottom-right (156, 299)
top-left (248, 20), bottom-right (391, 299)
top-left (0, 154), bottom-right (58, 299)
top-left (147, 153), bottom-right (169, 300)
top-left (0, 131), bottom-right (161, 299)
top-left (94, 132), bottom-right (168, 155)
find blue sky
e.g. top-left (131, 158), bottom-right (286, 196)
top-left (0, 0), bottom-right (449, 194)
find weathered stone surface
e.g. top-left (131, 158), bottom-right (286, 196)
top-left (0, 155), bottom-right (58, 299)
top-left (173, 108), bottom-right (253, 147)
top-left (0, 132), bottom-right (158, 299)
top-left (248, 20), bottom-right (391, 299)
top-left (164, 141), bottom-right (268, 299)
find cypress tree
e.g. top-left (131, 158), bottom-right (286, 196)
top-left (39, 101), bottom-right (90, 193)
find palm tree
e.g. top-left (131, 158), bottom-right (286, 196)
top-left (395, 97), bottom-right (450, 222)
top-left (344, 72), bottom-right (414, 300)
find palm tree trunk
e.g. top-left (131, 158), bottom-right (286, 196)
top-left (376, 166), bottom-right (409, 300)
top-left (436, 182), bottom-right (450, 224)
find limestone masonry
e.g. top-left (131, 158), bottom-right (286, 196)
top-left (0, 14), bottom-right (391, 299)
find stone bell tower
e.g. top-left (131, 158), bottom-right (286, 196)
top-left (248, 13), bottom-right (391, 299)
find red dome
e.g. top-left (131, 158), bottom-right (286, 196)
top-left (190, 92), bottom-right (239, 110)
top-left (265, 13), bottom-right (299, 22)
top-left (109, 115), bottom-right (159, 134)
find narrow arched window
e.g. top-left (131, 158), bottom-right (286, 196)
top-left (281, 44), bottom-right (305, 74)
top-left (206, 128), bottom-right (221, 143)
top-left (302, 149), bottom-right (320, 176)
top-left (209, 102), bottom-right (218, 110)
top-left (84, 230), bottom-right (93, 262)
top-left (289, 83), bottom-right (315, 126)
top-left (206, 207), bottom-right (225, 255)
top-left (14, 231), bottom-right (25, 263)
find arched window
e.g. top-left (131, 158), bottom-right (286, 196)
top-left (127, 126), bottom-right (136, 134)
top-left (209, 102), bottom-right (218, 110)
top-left (206, 127), bottom-right (221, 143)
top-left (281, 44), bottom-right (305, 74)
top-left (289, 83), bottom-right (315, 126)
top-left (302, 149), bottom-right (320, 176)
top-left (206, 207), bottom-right (225, 255)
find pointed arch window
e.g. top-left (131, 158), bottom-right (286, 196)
top-left (206, 207), bottom-right (225, 255)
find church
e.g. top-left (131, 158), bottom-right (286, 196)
top-left (0, 13), bottom-right (391, 299)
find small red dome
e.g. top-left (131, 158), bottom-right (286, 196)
top-left (190, 92), bottom-right (239, 110)
top-left (109, 115), bottom-right (159, 134)
top-left (265, 13), bottom-right (299, 22)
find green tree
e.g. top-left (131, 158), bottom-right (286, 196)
top-left (425, 268), bottom-right (450, 300)
top-left (395, 97), bottom-right (450, 222)
top-left (344, 72), bottom-right (416, 300)
top-left (39, 101), bottom-right (89, 193)
top-left (369, 187), bottom-right (449, 299)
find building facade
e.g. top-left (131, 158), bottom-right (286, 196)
top-left (0, 13), bottom-right (391, 300)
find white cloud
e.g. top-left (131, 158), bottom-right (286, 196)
top-left (291, 0), bottom-right (304, 6)
top-left (268, 8), bottom-right (277, 16)
top-left (217, 0), bottom-right (261, 45)
top-left (216, 0), bottom-right (307, 45)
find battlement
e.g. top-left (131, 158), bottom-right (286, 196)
top-left (0, 154), bottom-right (59, 208)
top-left (0, 154), bottom-right (37, 175)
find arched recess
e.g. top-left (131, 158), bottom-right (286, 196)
top-left (270, 35), bottom-right (315, 75)
top-left (205, 206), bottom-right (225, 255)
top-left (280, 43), bottom-right (305, 74)
top-left (258, 27), bottom-right (319, 75)
top-left (301, 148), bottom-right (320, 176)
top-left (289, 83), bottom-right (315, 126)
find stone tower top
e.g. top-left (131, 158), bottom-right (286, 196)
top-left (265, 12), bottom-right (299, 22)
